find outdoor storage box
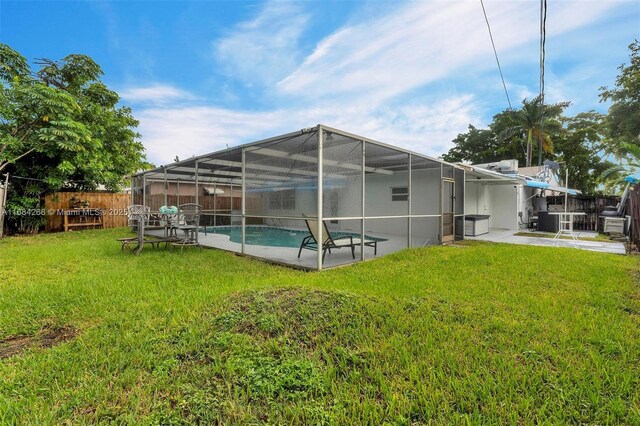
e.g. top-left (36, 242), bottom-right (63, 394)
top-left (465, 215), bottom-right (490, 236)
top-left (603, 217), bottom-right (625, 234)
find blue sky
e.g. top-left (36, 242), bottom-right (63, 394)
top-left (2, 0), bottom-right (639, 165)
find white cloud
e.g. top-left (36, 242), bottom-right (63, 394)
top-left (120, 84), bottom-right (196, 104)
top-left (277, 0), bottom-right (619, 104)
top-left (136, 93), bottom-right (481, 165)
top-left (212, 1), bottom-right (310, 85)
top-left (132, 0), bottom-right (628, 165)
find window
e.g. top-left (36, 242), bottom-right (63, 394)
top-left (269, 193), bottom-right (280, 210)
top-left (391, 187), bottom-right (408, 202)
top-left (282, 189), bottom-right (295, 210)
top-left (269, 189), bottom-right (296, 210)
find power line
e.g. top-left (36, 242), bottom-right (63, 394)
top-left (480, 0), bottom-right (513, 111)
top-left (9, 175), bottom-right (96, 185)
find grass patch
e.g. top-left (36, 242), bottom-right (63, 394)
top-left (0, 228), bottom-right (638, 423)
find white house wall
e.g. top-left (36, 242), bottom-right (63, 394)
top-left (465, 181), bottom-right (479, 215)
top-left (490, 184), bottom-right (518, 230)
top-left (253, 188), bottom-right (316, 229)
top-left (518, 185), bottom-right (536, 227)
top-left (411, 168), bottom-right (441, 216)
top-left (256, 167), bottom-right (443, 239)
top-left (465, 181), bottom-right (539, 232)
top-left (464, 181), bottom-right (491, 217)
top-left (210, 152), bottom-right (458, 246)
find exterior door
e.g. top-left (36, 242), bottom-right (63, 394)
top-left (441, 179), bottom-right (455, 243)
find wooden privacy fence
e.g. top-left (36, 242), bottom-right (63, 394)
top-left (628, 184), bottom-right (640, 250)
top-left (145, 194), bottom-right (262, 214)
top-left (546, 195), bottom-right (620, 231)
top-left (45, 192), bottom-right (130, 232)
top-left (45, 193), bottom-right (262, 232)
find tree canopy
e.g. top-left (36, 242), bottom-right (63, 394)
top-left (0, 44), bottom-right (145, 190)
top-left (442, 102), bottom-right (611, 194)
top-left (600, 39), bottom-right (640, 154)
top-left (443, 40), bottom-right (640, 195)
top-left (494, 97), bottom-right (569, 167)
top-left (0, 44), bottom-right (146, 232)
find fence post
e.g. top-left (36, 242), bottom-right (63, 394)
top-left (0, 173), bottom-right (9, 238)
top-left (631, 184), bottom-right (639, 250)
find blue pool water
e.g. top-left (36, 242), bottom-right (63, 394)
top-left (204, 225), bottom-right (384, 248)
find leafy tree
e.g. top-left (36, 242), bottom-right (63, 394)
top-left (443, 105), bottom-right (610, 194)
top-left (0, 44), bottom-right (146, 232)
top-left (554, 112), bottom-right (613, 194)
top-left (442, 125), bottom-right (520, 164)
top-left (0, 46), bottom-right (91, 175)
top-left (601, 143), bottom-right (640, 186)
top-left (600, 40), bottom-right (640, 154)
top-left (444, 98), bottom-right (569, 167)
top-left (496, 96), bottom-right (569, 167)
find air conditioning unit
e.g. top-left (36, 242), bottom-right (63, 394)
top-left (473, 159), bottom-right (519, 173)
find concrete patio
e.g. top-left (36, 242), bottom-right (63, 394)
top-left (467, 228), bottom-right (626, 255)
top-left (147, 228), bottom-right (423, 269)
top-left (147, 225), bottom-right (625, 270)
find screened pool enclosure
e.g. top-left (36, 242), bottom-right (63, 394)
top-left (132, 125), bottom-right (465, 269)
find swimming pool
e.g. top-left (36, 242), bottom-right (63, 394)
top-left (203, 225), bottom-right (384, 248)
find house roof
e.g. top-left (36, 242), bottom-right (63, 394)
top-left (133, 125), bottom-right (462, 186)
top-left (461, 163), bottom-right (581, 195)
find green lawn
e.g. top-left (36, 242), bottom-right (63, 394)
top-left (0, 229), bottom-right (638, 424)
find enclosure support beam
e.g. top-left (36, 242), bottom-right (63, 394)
top-left (142, 174), bottom-right (146, 208)
top-left (213, 182), bottom-right (217, 227)
top-left (163, 167), bottom-right (167, 207)
top-left (462, 170), bottom-right (466, 241)
top-left (241, 149), bottom-right (246, 254)
top-left (440, 163), bottom-right (443, 244)
top-left (408, 154), bottom-right (412, 248)
top-left (317, 125), bottom-right (324, 271)
top-left (361, 142), bottom-right (365, 261)
top-left (195, 159), bottom-right (199, 206)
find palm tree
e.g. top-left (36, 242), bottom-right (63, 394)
top-left (602, 142), bottom-right (640, 191)
top-left (498, 96), bottom-right (569, 167)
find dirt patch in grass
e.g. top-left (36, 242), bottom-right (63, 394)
top-left (0, 325), bottom-right (78, 359)
top-left (211, 288), bottom-right (376, 350)
top-left (157, 288), bottom-right (381, 424)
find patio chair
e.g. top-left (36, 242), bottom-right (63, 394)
top-left (116, 205), bottom-right (148, 249)
top-left (127, 204), bottom-right (150, 228)
top-left (117, 205), bottom-right (180, 253)
top-left (601, 184), bottom-right (630, 218)
top-left (170, 203), bottom-right (202, 250)
top-left (298, 219), bottom-right (380, 263)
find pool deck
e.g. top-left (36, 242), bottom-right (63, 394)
top-left (147, 226), bottom-right (626, 269)
top-left (147, 227), bottom-right (418, 269)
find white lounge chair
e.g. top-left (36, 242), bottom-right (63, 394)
top-left (298, 219), bottom-right (379, 263)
